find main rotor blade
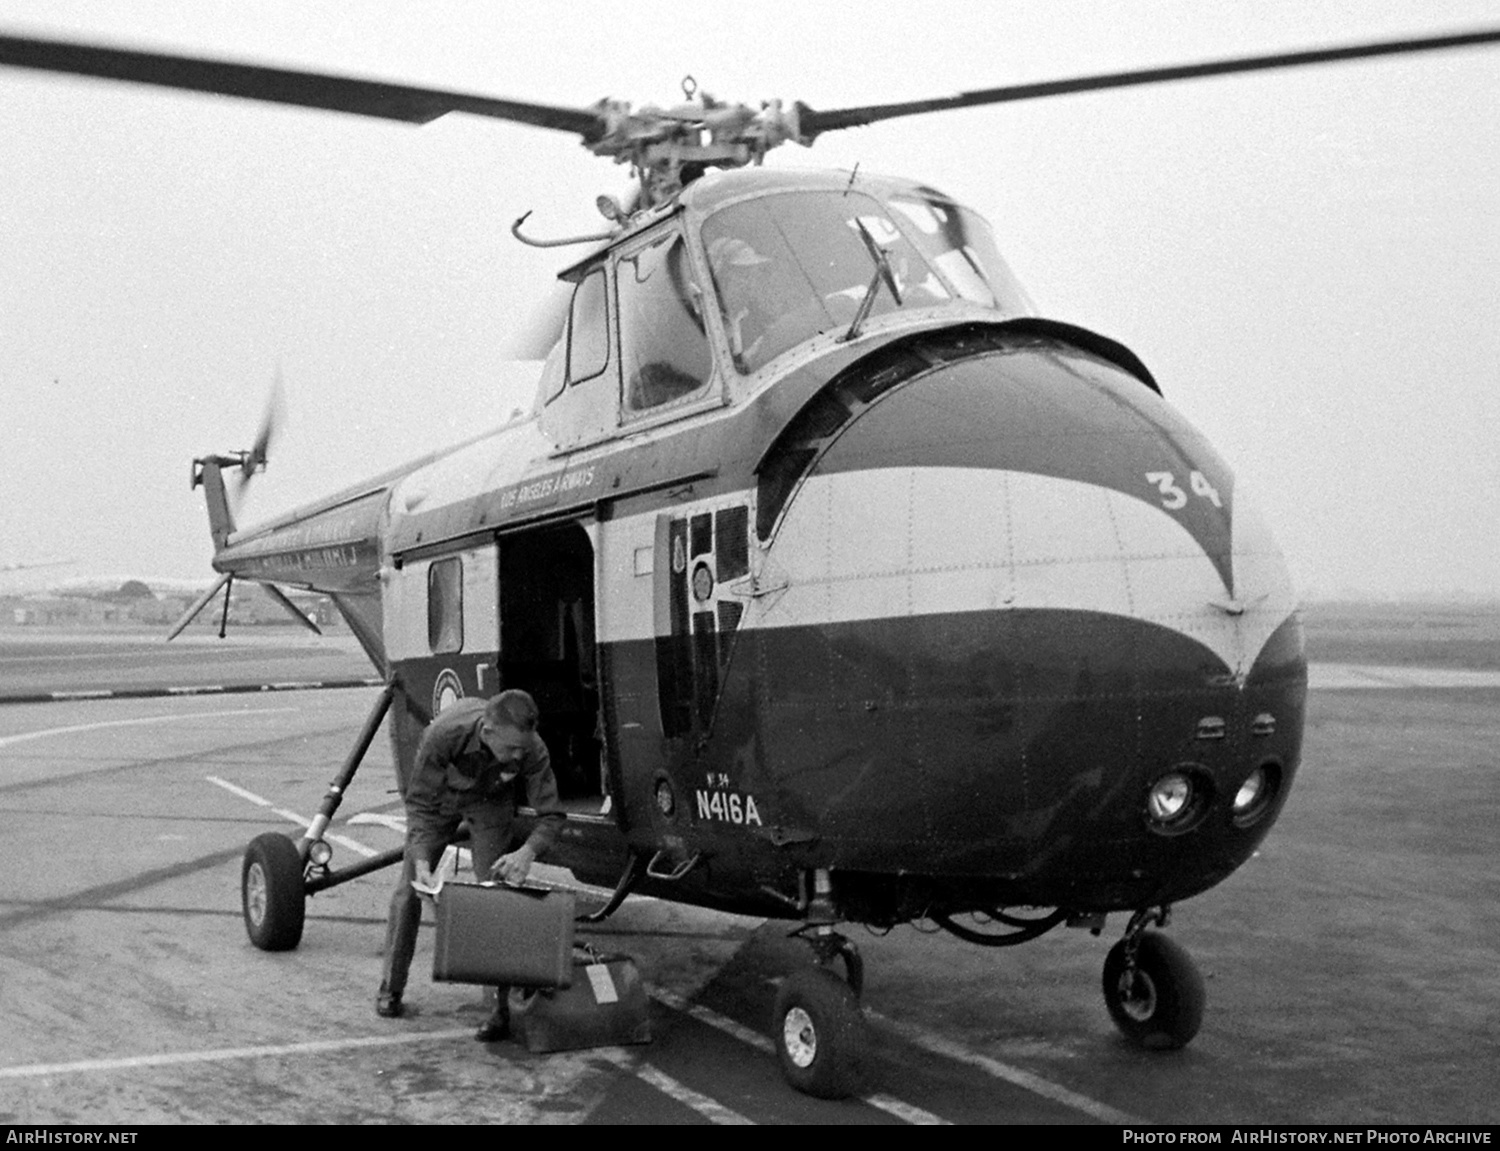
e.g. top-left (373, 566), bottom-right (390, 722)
top-left (0, 32), bottom-right (605, 139)
top-left (797, 26), bottom-right (1500, 139)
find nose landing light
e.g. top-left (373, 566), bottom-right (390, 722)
top-left (1148, 774), bottom-right (1192, 821)
top-left (1145, 767), bottom-right (1211, 834)
top-left (1231, 761), bottom-right (1282, 827)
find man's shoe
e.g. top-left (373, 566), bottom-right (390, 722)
top-left (474, 1011), bottom-right (510, 1042)
top-left (376, 989), bottom-right (405, 1019)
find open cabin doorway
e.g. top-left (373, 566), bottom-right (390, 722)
top-left (499, 519), bottom-right (603, 809)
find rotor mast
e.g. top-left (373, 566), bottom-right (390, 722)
top-left (583, 79), bottom-right (808, 207)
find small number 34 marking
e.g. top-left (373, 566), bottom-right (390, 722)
top-left (1145, 470), bottom-right (1222, 511)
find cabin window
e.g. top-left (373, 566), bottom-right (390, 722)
top-left (617, 231), bottom-right (714, 415)
top-left (427, 557), bottom-right (463, 654)
top-left (567, 268), bottom-right (610, 385)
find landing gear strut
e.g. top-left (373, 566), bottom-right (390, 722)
top-left (801, 924), bottom-right (864, 998)
top-left (771, 872), bottom-right (870, 1099)
top-left (240, 684), bottom-right (402, 951)
top-left (1102, 908), bottom-right (1205, 1049)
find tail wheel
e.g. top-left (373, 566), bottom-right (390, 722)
top-left (242, 832), bottom-right (306, 951)
top-left (1102, 930), bottom-right (1205, 1049)
top-left (772, 967), bottom-right (869, 1099)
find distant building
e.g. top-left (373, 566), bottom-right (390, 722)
top-left (1, 584), bottom-right (339, 630)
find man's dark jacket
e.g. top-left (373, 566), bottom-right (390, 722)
top-left (403, 697), bottom-right (564, 858)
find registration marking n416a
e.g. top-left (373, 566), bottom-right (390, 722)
top-left (696, 788), bottom-right (762, 826)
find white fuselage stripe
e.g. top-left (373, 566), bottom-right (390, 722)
top-left (591, 467), bottom-right (1298, 676)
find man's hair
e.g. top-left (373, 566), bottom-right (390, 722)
top-left (485, 689), bottom-right (539, 733)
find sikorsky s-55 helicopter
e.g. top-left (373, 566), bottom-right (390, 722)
top-left (5, 24), bottom-right (1498, 1099)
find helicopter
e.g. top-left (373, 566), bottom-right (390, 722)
top-left (4, 23), bottom-right (1498, 1101)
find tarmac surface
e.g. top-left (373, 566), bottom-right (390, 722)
top-left (0, 630), bottom-right (1496, 1125)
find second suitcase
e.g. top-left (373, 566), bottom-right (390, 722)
top-left (510, 951), bottom-right (651, 1053)
top-left (430, 882), bottom-right (576, 989)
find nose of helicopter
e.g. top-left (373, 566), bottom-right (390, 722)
top-left (751, 337), bottom-right (1307, 907)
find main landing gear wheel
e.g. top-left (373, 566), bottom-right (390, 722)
top-left (1102, 930), bottom-right (1205, 1049)
top-left (242, 832), bottom-right (306, 951)
top-left (772, 966), bottom-right (869, 1099)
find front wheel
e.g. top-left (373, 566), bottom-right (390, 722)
top-left (242, 832), bottom-right (306, 951)
top-left (772, 967), bottom-right (868, 1099)
top-left (1102, 930), bottom-right (1204, 1049)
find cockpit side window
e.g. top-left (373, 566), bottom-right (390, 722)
top-left (566, 267), bottom-right (610, 385)
top-left (617, 231), bottom-right (715, 415)
top-left (702, 191), bottom-right (949, 375)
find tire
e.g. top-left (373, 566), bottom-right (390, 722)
top-left (772, 966), bottom-right (869, 1099)
top-left (242, 832), bottom-right (306, 951)
top-left (1102, 930), bottom-right (1205, 1049)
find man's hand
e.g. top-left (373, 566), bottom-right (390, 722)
top-left (490, 844), bottom-right (536, 886)
top-left (412, 858), bottom-right (437, 894)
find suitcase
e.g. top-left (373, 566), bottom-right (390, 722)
top-left (430, 882), bottom-right (576, 989)
top-left (509, 949), bottom-right (652, 1053)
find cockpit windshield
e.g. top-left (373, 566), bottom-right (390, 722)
top-left (887, 193), bottom-right (1028, 310)
top-left (701, 189), bottom-right (1029, 374)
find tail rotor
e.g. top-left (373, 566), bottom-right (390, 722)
top-left (234, 366), bottom-right (287, 506)
top-left (189, 368), bottom-right (289, 549)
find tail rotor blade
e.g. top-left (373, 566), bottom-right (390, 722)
top-left (235, 367), bottom-right (288, 503)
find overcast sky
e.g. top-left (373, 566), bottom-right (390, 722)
top-left (1, 0), bottom-right (1497, 600)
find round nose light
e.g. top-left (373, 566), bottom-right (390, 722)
top-left (1234, 768), bottom-right (1266, 812)
top-left (307, 839), bottom-right (333, 867)
top-left (1147, 773), bottom-right (1193, 822)
top-left (1232, 760), bottom-right (1281, 827)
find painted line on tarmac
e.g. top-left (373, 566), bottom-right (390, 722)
top-left (205, 775), bottom-right (378, 859)
top-left (590, 1047), bottom-right (754, 1125)
top-left (649, 985), bottom-right (949, 1125)
top-left (1308, 663), bottom-right (1500, 690)
top-left (0, 707), bottom-right (299, 750)
top-left (347, 811), bottom-right (409, 834)
top-left (0, 678), bottom-right (383, 706)
top-left (0, 1029), bottom-right (478, 1081)
top-left (868, 1010), bottom-right (1145, 1125)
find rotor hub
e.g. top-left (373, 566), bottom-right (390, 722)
top-left (583, 95), bottom-right (807, 205)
